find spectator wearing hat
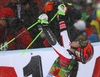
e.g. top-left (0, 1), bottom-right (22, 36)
top-left (73, 19), bottom-right (86, 41)
top-left (6, 0), bottom-right (45, 48)
top-left (86, 20), bottom-right (100, 43)
top-left (0, 8), bottom-right (32, 51)
top-left (0, 8), bottom-right (15, 51)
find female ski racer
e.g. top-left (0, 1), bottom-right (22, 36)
top-left (38, 4), bottom-right (94, 77)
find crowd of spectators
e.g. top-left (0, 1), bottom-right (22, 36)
top-left (74, 0), bottom-right (100, 43)
top-left (0, 0), bottom-right (100, 51)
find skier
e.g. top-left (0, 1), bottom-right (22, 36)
top-left (44, 1), bottom-right (83, 76)
top-left (38, 4), bottom-right (94, 77)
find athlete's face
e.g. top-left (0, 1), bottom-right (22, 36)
top-left (71, 41), bottom-right (80, 48)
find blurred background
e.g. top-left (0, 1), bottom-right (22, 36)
top-left (0, 0), bottom-right (100, 51)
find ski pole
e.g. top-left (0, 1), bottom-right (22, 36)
top-left (0, 20), bottom-right (40, 50)
top-left (21, 30), bottom-right (43, 55)
top-left (21, 12), bottom-right (59, 55)
top-left (49, 12), bottom-right (58, 23)
top-left (22, 5), bottom-right (68, 54)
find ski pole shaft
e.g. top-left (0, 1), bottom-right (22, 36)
top-left (21, 12), bottom-right (59, 54)
top-left (0, 21), bottom-right (39, 50)
top-left (49, 12), bottom-right (58, 24)
top-left (21, 30), bottom-right (43, 55)
top-left (0, 38), bottom-right (15, 50)
top-left (27, 20), bottom-right (39, 30)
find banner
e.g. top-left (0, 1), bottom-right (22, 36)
top-left (0, 44), bottom-right (100, 77)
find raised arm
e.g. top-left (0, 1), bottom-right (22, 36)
top-left (59, 20), bottom-right (70, 49)
top-left (38, 4), bottom-right (72, 59)
top-left (56, 4), bottom-right (70, 49)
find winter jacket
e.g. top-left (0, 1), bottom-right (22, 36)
top-left (86, 34), bottom-right (99, 43)
top-left (0, 24), bottom-right (32, 51)
top-left (0, 24), bottom-right (15, 51)
top-left (15, 27), bottom-right (32, 49)
top-left (0, 8), bottom-right (32, 51)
